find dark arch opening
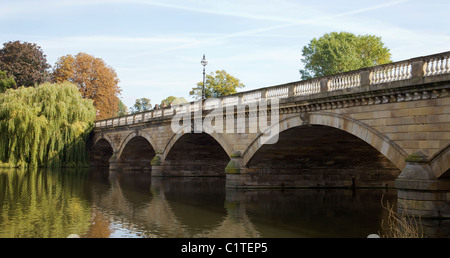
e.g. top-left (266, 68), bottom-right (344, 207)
top-left (246, 125), bottom-right (400, 187)
top-left (119, 136), bottom-right (155, 171)
top-left (90, 138), bottom-right (113, 167)
top-left (165, 133), bottom-right (229, 176)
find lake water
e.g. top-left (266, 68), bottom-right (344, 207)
top-left (0, 167), bottom-right (441, 238)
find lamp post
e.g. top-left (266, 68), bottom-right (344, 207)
top-left (201, 54), bottom-right (208, 100)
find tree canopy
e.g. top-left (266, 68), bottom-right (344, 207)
top-left (52, 52), bottom-right (121, 120)
top-left (0, 70), bottom-right (16, 93)
top-left (161, 96), bottom-right (188, 106)
top-left (117, 99), bottom-right (128, 116)
top-left (130, 97), bottom-right (152, 114)
top-left (190, 70), bottom-right (245, 99)
top-left (0, 40), bottom-right (51, 87)
top-left (299, 32), bottom-right (392, 80)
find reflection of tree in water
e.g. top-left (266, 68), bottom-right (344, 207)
top-left (0, 168), bottom-right (91, 238)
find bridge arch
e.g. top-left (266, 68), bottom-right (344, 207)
top-left (93, 133), bottom-right (115, 151)
top-left (161, 124), bottom-right (231, 176)
top-left (430, 144), bottom-right (450, 179)
top-left (117, 130), bottom-right (157, 161)
top-left (115, 130), bottom-right (156, 171)
top-left (90, 135), bottom-right (114, 167)
top-left (242, 112), bottom-right (408, 171)
top-left (162, 124), bottom-right (233, 159)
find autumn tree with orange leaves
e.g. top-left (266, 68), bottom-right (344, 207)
top-left (52, 52), bottom-right (121, 120)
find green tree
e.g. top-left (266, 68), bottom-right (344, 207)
top-left (0, 82), bottom-right (96, 168)
top-left (117, 99), bottom-right (128, 116)
top-left (189, 70), bottom-right (245, 99)
top-left (130, 97), bottom-right (152, 114)
top-left (161, 96), bottom-right (188, 107)
top-left (0, 40), bottom-right (51, 87)
top-left (0, 70), bottom-right (16, 93)
top-left (299, 32), bottom-right (392, 80)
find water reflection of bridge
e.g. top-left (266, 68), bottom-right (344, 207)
top-left (87, 171), bottom-right (260, 238)
top-left (84, 170), bottom-right (448, 238)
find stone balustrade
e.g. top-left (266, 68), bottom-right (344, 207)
top-left (95, 51), bottom-right (450, 128)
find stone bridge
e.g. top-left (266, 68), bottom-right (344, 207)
top-left (91, 51), bottom-right (450, 218)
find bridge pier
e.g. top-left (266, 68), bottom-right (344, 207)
top-left (150, 152), bottom-right (165, 176)
top-left (395, 151), bottom-right (450, 219)
top-left (108, 152), bottom-right (120, 171)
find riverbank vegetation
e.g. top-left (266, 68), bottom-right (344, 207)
top-left (0, 82), bottom-right (96, 168)
top-left (380, 198), bottom-right (423, 238)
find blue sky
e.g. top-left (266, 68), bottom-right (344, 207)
top-left (1, 0), bottom-right (449, 108)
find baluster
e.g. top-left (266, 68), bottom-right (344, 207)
top-left (435, 59), bottom-right (440, 75)
top-left (445, 56), bottom-right (450, 74)
top-left (388, 67), bottom-right (394, 82)
top-left (405, 63), bottom-right (410, 79)
top-left (439, 58), bottom-right (445, 74)
top-left (401, 63), bottom-right (406, 79)
top-left (372, 69), bottom-right (378, 84)
top-left (394, 65), bottom-right (399, 81)
top-left (430, 59), bottom-right (436, 75)
top-left (391, 66), bottom-right (397, 81)
top-left (397, 64), bottom-right (402, 80)
top-left (435, 58), bottom-right (441, 75)
top-left (403, 63), bottom-right (408, 79)
top-left (377, 68), bottom-right (382, 83)
top-left (388, 67), bottom-right (393, 82)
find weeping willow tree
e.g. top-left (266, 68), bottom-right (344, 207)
top-left (0, 82), bottom-right (96, 168)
